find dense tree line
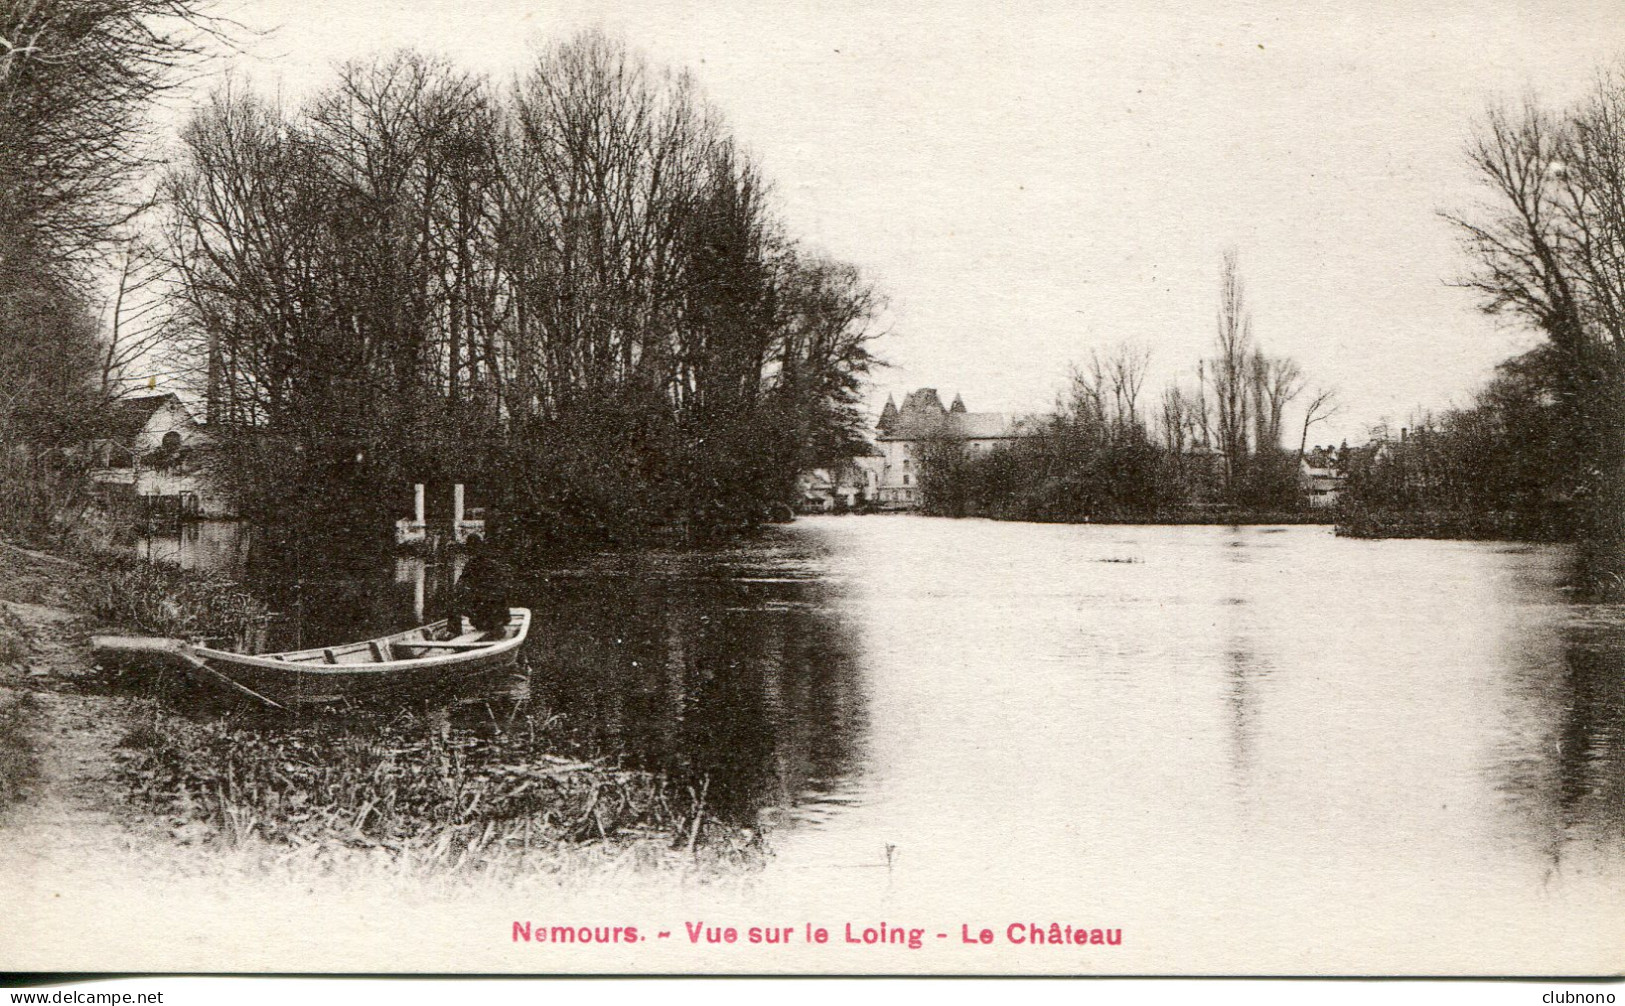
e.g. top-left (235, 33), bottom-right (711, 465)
top-left (1436, 69), bottom-right (1625, 596)
top-left (163, 34), bottom-right (879, 548)
top-left (0, 0), bottom-right (218, 544)
top-left (1338, 345), bottom-right (1569, 541)
top-left (921, 253), bottom-right (1329, 521)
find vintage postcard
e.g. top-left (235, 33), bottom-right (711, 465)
top-left (1, 0), bottom-right (1622, 982)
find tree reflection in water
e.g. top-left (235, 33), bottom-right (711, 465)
top-left (242, 535), bottom-right (869, 831)
top-left (514, 555), bottom-right (868, 828)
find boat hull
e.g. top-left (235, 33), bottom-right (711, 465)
top-left (94, 608), bottom-right (532, 708)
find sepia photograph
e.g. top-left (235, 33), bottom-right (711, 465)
top-left (1, 0), bottom-right (1622, 984)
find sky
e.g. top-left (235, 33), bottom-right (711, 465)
top-left (186, 0), bottom-right (1625, 445)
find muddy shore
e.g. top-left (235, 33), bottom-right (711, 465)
top-left (0, 543), bottom-right (145, 877)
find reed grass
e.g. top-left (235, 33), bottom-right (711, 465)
top-left (114, 699), bottom-right (763, 883)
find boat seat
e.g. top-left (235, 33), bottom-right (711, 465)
top-left (368, 641), bottom-right (391, 663)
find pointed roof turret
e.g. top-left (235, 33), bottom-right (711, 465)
top-left (877, 395), bottom-right (899, 434)
top-left (949, 393), bottom-right (966, 414)
top-left (900, 388), bottom-right (947, 417)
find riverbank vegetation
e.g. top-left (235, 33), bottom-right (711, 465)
top-left (113, 696), bottom-right (760, 880)
top-left (77, 556), bottom-right (270, 647)
top-left (921, 252), bottom-right (1339, 523)
top-left (1335, 345), bottom-right (1573, 543)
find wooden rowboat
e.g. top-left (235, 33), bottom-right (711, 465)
top-left (92, 608), bottom-right (532, 709)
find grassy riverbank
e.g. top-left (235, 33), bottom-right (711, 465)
top-left (921, 504), bottom-right (1335, 526)
top-left (0, 541), bottom-right (764, 887)
top-left (1333, 508), bottom-right (1567, 542)
top-left (114, 699), bottom-right (760, 882)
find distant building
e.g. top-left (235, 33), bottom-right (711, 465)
top-left (1298, 445), bottom-right (1348, 509)
top-left (874, 388), bottom-right (1029, 509)
top-left (88, 394), bottom-right (233, 518)
top-left (795, 456), bottom-right (882, 513)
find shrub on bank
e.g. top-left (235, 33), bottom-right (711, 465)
top-left (1334, 506), bottom-right (1567, 542)
top-left (75, 558), bottom-right (270, 647)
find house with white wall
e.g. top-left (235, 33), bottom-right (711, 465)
top-left (88, 394), bottom-right (233, 518)
top-left (795, 455), bottom-right (883, 512)
top-left (1298, 446), bottom-right (1348, 509)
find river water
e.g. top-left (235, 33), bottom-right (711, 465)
top-left (155, 514), bottom-right (1625, 971)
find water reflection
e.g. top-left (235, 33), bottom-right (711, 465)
top-left (1488, 578), bottom-right (1625, 874)
top-left (238, 533), bottom-right (868, 830)
top-left (1555, 626), bottom-right (1625, 846)
top-left (393, 555), bottom-right (464, 623)
top-left (135, 520), bottom-right (250, 574)
top-left (213, 515), bottom-right (1623, 926)
top-left (510, 547), bottom-right (868, 828)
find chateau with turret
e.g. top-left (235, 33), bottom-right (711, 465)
top-left (873, 388), bottom-right (1027, 508)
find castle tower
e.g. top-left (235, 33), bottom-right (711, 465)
top-left (900, 388), bottom-right (947, 417)
top-left (877, 395), bottom-right (899, 434)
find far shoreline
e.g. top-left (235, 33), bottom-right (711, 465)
top-left (840, 507), bottom-right (1571, 545)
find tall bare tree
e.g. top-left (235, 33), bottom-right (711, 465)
top-left (1297, 386), bottom-right (1341, 460)
top-left (1, 0), bottom-right (225, 276)
top-left (99, 223), bottom-right (179, 394)
top-left (1252, 352), bottom-right (1305, 451)
top-left (1211, 249), bottom-right (1255, 492)
top-left (1445, 70), bottom-right (1625, 594)
top-left (1158, 384), bottom-right (1196, 455)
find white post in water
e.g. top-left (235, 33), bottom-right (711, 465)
top-left (453, 483), bottom-right (465, 539)
top-left (413, 483), bottom-right (425, 526)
